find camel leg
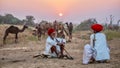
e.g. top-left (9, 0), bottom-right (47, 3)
top-left (70, 33), bottom-right (72, 40)
top-left (38, 33), bottom-right (41, 40)
top-left (15, 33), bottom-right (18, 43)
top-left (3, 33), bottom-right (9, 44)
top-left (68, 31), bottom-right (72, 42)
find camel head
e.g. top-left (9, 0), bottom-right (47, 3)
top-left (65, 22), bottom-right (68, 25)
top-left (23, 21), bottom-right (28, 29)
top-left (70, 22), bottom-right (72, 24)
top-left (22, 21), bottom-right (28, 28)
top-left (23, 25), bottom-right (28, 29)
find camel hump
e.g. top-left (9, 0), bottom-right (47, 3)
top-left (9, 25), bottom-right (14, 28)
top-left (9, 25), bottom-right (18, 29)
top-left (6, 25), bottom-right (19, 32)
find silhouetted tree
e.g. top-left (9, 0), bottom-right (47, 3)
top-left (0, 14), bottom-right (22, 25)
top-left (25, 15), bottom-right (35, 26)
top-left (75, 18), bottom-right (96, 30)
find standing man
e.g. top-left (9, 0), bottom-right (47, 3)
top-left (65, 22), bottom-right (73, 42)
top-left (69, 22), bottom-right (73, 40)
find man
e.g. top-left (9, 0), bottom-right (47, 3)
top-left (65, 22), bottom-right (73, 42)
top-left (69, 22), bottom-right (73, 40)
top-left (43, 28), bottom-right (65, 58)
top-left (82, 24), bottom-right (110, 64)
top-left (56, 31), bottom-right (66, 57)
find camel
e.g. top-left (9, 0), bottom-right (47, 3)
top-left (3, 25), bottom-right (28, 44)
top-left (54, 22), bottom-right (69, 38)
top-left (34, 20), bottom-right (69, 40)
top-left (53, 20), bottom-right (59, 31)
top-left (35, 24), bottom-right (42, 40)
top-left (34, 22), bottom-right (51, 40)
top-left (35, 23), bottom-right (48, 40)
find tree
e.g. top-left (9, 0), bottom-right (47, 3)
top-left (0, 15), bottom-right (4, 24)
top-left (25, 15), bottom-right (35, 26)
top-left (0, 14), bottom-right (22, 25)
top-left (75, 18), bottom-right (96, 31)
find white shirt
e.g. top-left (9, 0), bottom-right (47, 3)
top-left (43, 36), bottom-right (60, 57)
top-left (56, 38), bottom-right (66, 45)
top-left (83, 32), bottom-right (110, 64)
top-left (90, 33), bottom-right (110, 61)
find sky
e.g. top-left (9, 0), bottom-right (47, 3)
top-left (0, 0), bottom-right (120, 24)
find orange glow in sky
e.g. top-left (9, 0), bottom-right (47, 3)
top-left (59, 13), bottom-right (63, 17)
top-left (0, 0), bottom-right (119, 23)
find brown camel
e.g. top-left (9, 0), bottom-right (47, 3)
top-left (34, 21), bottom-right (69, 40)
top-left (56, 23), bottom-right (69, 38)
top-left (3, 25), bottom-right (28, 44)
top-left (35, 24), bottom-right (43, 40)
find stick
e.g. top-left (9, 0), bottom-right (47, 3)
top-left (55, 38), bottom-right (73, 60)
top-left (63, 48), bottom-right (74, 60)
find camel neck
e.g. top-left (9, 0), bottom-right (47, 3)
top-left (19, 26), bottom-right (26, 32)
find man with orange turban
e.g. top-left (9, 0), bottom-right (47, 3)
top-left (82, 24), bottom-right (110, 64)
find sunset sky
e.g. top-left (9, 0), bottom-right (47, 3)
top-left (0, 0), bottom-right (120, 24)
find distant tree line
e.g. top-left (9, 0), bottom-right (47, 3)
top-left (75, 18), bottom-right (97, 31)
top-left (0, 13), bottom-right (35, 26)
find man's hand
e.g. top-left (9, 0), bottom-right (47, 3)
top-left (57, 43), bottom-right (62, 46)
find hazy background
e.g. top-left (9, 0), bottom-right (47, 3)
top-left (0, 0), bottom-right (120, 24)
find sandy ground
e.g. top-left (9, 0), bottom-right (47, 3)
top-left (0, 29), bottom-right (120, 68)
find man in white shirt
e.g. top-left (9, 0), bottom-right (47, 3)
top-left (43, 28), bottom-right (66, 58)
top-left (83, 24), bottom-right (110, 64)
top-left (43, 28), bottom-right (59, 57)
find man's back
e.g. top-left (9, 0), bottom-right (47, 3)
top-left (90, 32), bottom-right (110, 61)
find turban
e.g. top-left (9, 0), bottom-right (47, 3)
top-left (91, 24), bottom-right (103, 32)
top-left (47, 28), bottom-right (55, 35)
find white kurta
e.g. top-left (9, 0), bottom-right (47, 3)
top-left (43, 36), bottom-right (60, 57)
top-left (83, 44), bottom-right (93, 64)
top-left (56, 38), bottom-right (66, 45)
top-left (90, 33), bottom-right (110, 61)
top-left (83, 32), bottom-right (110, 64)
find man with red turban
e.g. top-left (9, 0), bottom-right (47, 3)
top-left (83, 24), bottom-right (110, 64)
top-left (43, 28), bottom-right (65, 58)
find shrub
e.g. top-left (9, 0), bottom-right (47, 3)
top-left (104, 30), bottom-right (120, 40)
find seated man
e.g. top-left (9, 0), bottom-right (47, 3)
top-left (82, 24), bottom-right (110, 64)
top-left (43, 28), bottom-right (65, 58)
